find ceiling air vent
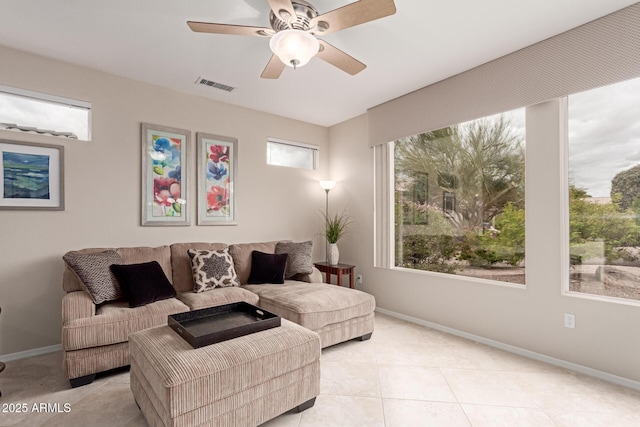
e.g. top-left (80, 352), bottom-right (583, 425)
top-left (195, 77), bottom-right (235, 92)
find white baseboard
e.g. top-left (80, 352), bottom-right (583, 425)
top-left (1, 344), bottom-right (62, 362)
top-left (375, 307), bottom-right (640, 392)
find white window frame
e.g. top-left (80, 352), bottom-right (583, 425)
top-left (375, 111), bottom-right (527, 289)
top-left (0, 84), bottom-right (91, 141)
top-left (561, 83), bottom-right (640, 307)
top-left (266, 137), bottom-right (318, 170)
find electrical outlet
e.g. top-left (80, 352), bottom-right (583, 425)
top-left (356, 274), bottom-right (363, 286)
top-left (564, 313), bottom-right (576, 329)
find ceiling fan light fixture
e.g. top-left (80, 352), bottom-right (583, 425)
top-left (269, 29), bottom-right (319, 69)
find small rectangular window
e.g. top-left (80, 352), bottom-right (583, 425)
top-left (267, 137), bottom-right (318, 170)
top-left (0, 85), bottom-right (91, 141)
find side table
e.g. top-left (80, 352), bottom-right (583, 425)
top-left (314, 262), bottom-right (356, 288)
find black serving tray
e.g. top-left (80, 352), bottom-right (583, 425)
top-left (168, 302), bottom-right (281, 348)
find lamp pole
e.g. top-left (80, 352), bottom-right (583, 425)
top-left (324, 188), bottom-right (330, 263)
top-left (319, 180), bottom-right (336, 264)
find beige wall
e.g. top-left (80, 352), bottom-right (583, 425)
top-left (2, 40), bottom-right (639, 387)
top-left (0, 45), bottom-right (329, 355)
top-left (329, 103), bottom-right (640, 385)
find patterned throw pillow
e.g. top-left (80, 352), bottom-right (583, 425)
top-left (187, 248), bottom-right (240, 292)
top-left (63, 250), bottom-right (124, 304)
top-left (275, 241), bottom-right (313, 279)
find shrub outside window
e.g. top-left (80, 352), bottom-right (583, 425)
top-left (567, 77), bottom-right (640, 303)
top-left (394, 108), bottom-right (526, 285)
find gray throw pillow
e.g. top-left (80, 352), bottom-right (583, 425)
top-left (63, 250), bottom-right (124, 304)
top-left (188, 248), bottom-right (240, 292)
top-left (275, 241), bottom-right (313, 279)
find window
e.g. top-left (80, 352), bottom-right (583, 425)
top-left (393, 108), bottom-right (526, 285)
top-left (266, 137), bottom-right (318, 170)
top-left (0, 85), bottom-right (90, 141)
top-left (567, 77), bottom-right (640, 303)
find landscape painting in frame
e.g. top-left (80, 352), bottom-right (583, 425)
top-left (141, 123), bottom-right (190, 226)
top-left (196, 133), bottom-right (237, 225)
top-left (0, 140), bottom-right (64, 210)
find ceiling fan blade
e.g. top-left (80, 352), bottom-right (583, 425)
top-left (316, 40), bottom-right (366, 75)
top-left (267, 0), bottom-right (297, 23)
top-left (261, 55), bottom-right (286, 79)
top-left (309, 0), bottom-right (396, 35)
top-left (187, 21), bottom-right (273, 37)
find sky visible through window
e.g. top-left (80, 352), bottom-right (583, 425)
top-left (0, 91), bottom-right (90, 140)
top-left (568, 77), bottom-right (640, 198)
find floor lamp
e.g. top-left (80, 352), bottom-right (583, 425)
top-left (319, 180), bottom-right (336, 264)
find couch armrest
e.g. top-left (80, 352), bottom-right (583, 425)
top-left (296, 267), bottom-right (323, 284)
top-left (62, 291), bottom-right (95, 325)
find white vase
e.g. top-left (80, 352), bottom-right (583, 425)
top-left (328, 243), bottom-right (340, 265)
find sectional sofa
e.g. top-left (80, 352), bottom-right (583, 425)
top-left (61, 240), bottom-right (375, 387)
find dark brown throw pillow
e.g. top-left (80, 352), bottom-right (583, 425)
top-left (110, 261), bottom-right (176, 308)
top-left (247, 251), bottom-right (288, 284)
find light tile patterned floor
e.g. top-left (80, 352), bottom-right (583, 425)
top-left (1, 313), bottom-right (639, 426)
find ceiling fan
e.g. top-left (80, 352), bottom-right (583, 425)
top-left (187, 0), bottom-right (396, 79)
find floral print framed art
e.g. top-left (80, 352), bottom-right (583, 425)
top-left (196, 132), bottom-right (237, 225)
top-left (141, 123), bottom-right (190, 226)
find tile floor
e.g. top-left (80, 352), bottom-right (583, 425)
top-left (1, 313), bottom-right (639, 426)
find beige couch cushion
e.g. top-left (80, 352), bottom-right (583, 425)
top-left (229, 241), bottom-right (280, 284)
top-left (176, 287), bottom-right (258, 310)
top-left (118, 246), bottom-right (172, 279)
top-left (242, 281), bottom-right (376, 331)
top-left (62, 298), bottom-right (188, 350)
top-left (170, 242), bottom-right (228, 292)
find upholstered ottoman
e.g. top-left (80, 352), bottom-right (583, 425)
top-left (243, 281), bottom-right (375, 348)
top-left (129, 320), bottom-right (320, 427)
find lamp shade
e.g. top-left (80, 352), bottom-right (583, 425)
top-left (319, 180), bottom-right (336, 191)
top-left (269, 29), bottom-right (319, 68)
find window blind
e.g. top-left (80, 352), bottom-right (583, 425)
top-left (367, 3), bottom-right (640, 147)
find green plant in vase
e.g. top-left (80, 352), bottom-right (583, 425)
top-left (324, 210), bottom-right (353, 265)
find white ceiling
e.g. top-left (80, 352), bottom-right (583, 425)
top-left (0, 0), bottom-right (637, 127)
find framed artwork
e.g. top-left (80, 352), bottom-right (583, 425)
top-left (141, 123), bottom-right (190, 226)
top-left (196, 132), bottom-right (237, 225)
top-left (0, 140), bottom-right (64, 210)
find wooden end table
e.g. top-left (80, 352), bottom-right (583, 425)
top-left (314, 262), bottom-right (356, 288)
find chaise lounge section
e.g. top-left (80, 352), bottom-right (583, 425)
top-left (230, 242), bottom-right (375, 348)
top-left (61, 240), bottom-right (375, 387)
